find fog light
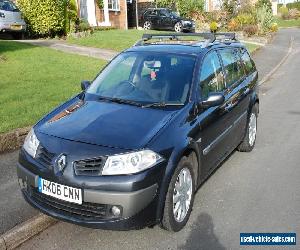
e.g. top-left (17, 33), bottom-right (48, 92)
top-left (111, 206), bottom-right (121, 216)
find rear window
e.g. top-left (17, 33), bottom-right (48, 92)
top-left (219, 48), bottom-right (244, 87)
top-left (0, 0), bottom-right (18, 11)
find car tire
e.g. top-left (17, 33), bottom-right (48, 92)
top-left (161, 155), bottom-right (195, 232)
top-left (174, 22), bottom-right (183, 33)
top-left (238, 104), bottom-right (258, 152)
top-left (143, 21), bottom-right (152, 30)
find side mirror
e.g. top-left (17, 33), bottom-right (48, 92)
top-left (201, 93), bottom-right (225, 108)
top-left (81, 80), bottom-right (91, 91)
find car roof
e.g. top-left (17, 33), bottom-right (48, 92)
top-left (146, 8), bottom-right (169, 10)
top-left (126, 42), bottom-right (246, 57)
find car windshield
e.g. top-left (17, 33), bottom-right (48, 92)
top-left (87, 52), bottom-right (196, 105)
top-left (0, 0), bottom-right (18, 11)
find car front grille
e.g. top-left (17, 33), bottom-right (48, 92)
top-left (29, 188), bottom-right (111, 220)
top-left (74, 157), bottom-right (106, 176)
top-left (36, 146), bottom-right (55, 169)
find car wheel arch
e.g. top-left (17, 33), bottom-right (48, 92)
top-left (155, 143), bottom-right (200, 222)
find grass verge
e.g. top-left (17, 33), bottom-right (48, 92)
top-left (67, 29), bottom-right (163, 52)
top-left (0, 41), bottom-right (106, 134)
top-left (274, 17), bottom-right (300, 28)
top-left (67, 29), bottom-right (260, 53)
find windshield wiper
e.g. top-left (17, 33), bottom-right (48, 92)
top-left (142, 102), bottom-right (184, 108)
top-left (98, 96), bottom-right (142, 107)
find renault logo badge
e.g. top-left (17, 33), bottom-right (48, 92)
top-left (56, 154), bottom-right (67, 172)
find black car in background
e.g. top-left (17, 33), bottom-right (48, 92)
top-left (18, 33), bottom-right (259, 232)
top-left (141, 8), bottom-right (195, 33)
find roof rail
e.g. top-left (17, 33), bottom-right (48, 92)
top-left (214, 32), bottom-right (236, 42)
top-left (134, 32), bottom-right (237, 47)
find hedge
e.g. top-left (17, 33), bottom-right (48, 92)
top-left (287, 2), bottom-right (300, 11)
top-left (17, 0), bottom-right (66, 36)
top-left (278, 2), bottom-right (300, 11)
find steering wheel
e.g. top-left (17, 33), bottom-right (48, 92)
top-left (119, 80), bottom-right (136, 89)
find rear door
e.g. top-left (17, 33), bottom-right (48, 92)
top-left (147, 10), bottom-right (159, 28)
top-left (218, 47), bottom-right (252, 151)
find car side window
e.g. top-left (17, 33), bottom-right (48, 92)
top-left (219, 48), bottom-right (244, 88)
top-left (199, 51), bottom-right (225, 99)
top-left (240, 49), bottom-right (255, 74)
top-left (160, 10), bottom-right (170, 17)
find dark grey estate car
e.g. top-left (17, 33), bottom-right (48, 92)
top-left (17, 33), bottom-right (259, 232)
top-left (0, 0), bottom-right (26, 39)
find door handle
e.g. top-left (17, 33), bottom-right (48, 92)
top-left (224, 101), bottom-right (238, 112)
top-left (243, 87), bottom-right (250, 95)
top-left (224, 103), bottom-right (234, 112)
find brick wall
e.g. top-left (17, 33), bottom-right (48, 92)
top-left (95, 0), bottom-right (127, 29)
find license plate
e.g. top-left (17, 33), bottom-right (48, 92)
top-left (38, 177), bottom-right (82, 204)
top-left (11, 25), bottom-right (22, 30)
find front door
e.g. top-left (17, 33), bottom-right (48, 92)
top-left (196, 50), bottom-right (233, 175)
top-left (158, 9), bottom-right (173, 29)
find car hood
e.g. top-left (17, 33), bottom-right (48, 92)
top-left (36, 98), bottom-right (178, 150)
top-left (1, 10), bottom-right (24, 23)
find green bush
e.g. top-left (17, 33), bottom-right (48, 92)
top-left (64, 0), bottom-right (78, 34)
top-left (222, 0), bottom-right (239, 17)
top-left (96, 0), bottom-right (104, 9)
top-left (255, 0), bottom-right (272, 13)
top-left (236, 13), bottom-right (256, 26)
top-left (17, 0), bottom-right (65, 36)
top-left (77, 19), bottom-right (91, 32)
top-left (210, 21), bottom-right (218, 32)
top-left (156, 0), bottom-right (204, 18)
top-left (279, 6), bottom-right (289, 19)
top-left (256, 6), bottom-right (274, 34)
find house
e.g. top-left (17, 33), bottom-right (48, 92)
top-left (77, 0), bottom-right (155, 30)
top-left (204, 0), bottom-right (222, 12)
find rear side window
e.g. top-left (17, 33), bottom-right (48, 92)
top-left (219, 48), bottom-right (244, 87)
top-left (240, 49), bottom-right (255, 74)
top-left (199, 51), bottom-right (225, 99)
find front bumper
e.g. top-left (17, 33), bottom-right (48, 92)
top-left (182, 23), bottom-right (195, 32)
top-left (0, 22), bottom-right (26, 32)
top-left (17, 163), bottom-right (160, 230)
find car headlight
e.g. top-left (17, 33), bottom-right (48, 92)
top-left (182, 20), bottom-right (191, 25)
top-left (23, 129), bottom-right (40, 158)
top-left (102, 150), bottom-right (163, 175)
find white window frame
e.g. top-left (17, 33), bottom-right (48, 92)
top-left (108, 0), bottom-right (120, 11)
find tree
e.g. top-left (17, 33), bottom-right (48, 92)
top-left (255, 0), bottom-right (272, 13)
top-left (222, 0), bottom-right (239, 16)
top-left (155, 0), bottom-right (204, 18)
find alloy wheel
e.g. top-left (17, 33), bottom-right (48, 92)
top-left (174, 22), bottom-right (182, 33)
top-left (248, 113), bottom-right (257, 146)
top-left (172, 167), bottom-right (193, 222)
top-left (143, 21), bottom-right (151, 30)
